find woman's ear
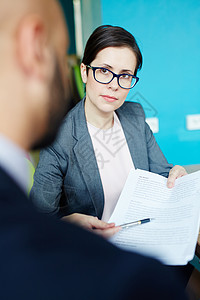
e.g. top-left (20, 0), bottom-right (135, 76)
top-left (80, 63), bottom-right (87, 84)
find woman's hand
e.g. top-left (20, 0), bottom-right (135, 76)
top-left (62, 213), bottom-right (121, 238)
top-left (167, 165), bottom-right (187, 188)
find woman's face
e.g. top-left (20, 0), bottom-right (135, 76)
top-left (81, 46), bottom-right (137, 117)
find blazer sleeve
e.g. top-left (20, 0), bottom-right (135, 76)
top-left (30, 140), bottom-right (68, 215)
top-left (121, 102), bottom-right (173, 177)
top-left (144, 116), bottom-right (173, 177)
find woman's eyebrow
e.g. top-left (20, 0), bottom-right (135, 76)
top-left (120, 69), bottom-right (134, 74)
top-left (98, 63), bottom-right (134, 74)
top-left (99, 63), bottom-right (113, 69)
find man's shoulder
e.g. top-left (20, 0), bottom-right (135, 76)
top-left (0, 167), bottom-right (187, 299)
top-left (0, 167), bottom-right (23, 195)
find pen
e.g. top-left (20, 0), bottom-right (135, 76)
top-left (120, 218), bottom-right (152, 229)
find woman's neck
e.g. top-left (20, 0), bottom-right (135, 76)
top-left (84, 99), bottom-right (114, 130)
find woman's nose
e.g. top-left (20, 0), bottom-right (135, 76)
top-left (107, 76), bottom-right (119, 90)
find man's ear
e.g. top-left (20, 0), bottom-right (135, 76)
top-left (16, 15), bottom-right (51, 80)
top-left (80, 63), bottom-right (87, 84)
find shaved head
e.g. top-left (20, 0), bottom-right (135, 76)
top-left (0, 0), bottom-right (59, 27)
top-left (0, 0), bottom-right (68, 62)
top-left (0, 0), bottom-right (71, 150)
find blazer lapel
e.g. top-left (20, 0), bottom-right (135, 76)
top-left (72, 100), bottom-right (104, 219)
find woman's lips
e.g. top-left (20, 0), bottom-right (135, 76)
top-left (101, 95), bottom-right (118, 103)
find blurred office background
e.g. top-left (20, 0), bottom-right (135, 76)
top-left (59, 0), bottom-right (200, 167)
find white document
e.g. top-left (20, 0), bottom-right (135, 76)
top-left (109, 169), bottom-right (200, 265)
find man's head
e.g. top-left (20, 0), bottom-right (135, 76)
top-left (0, 0), bottom-right (71, 150)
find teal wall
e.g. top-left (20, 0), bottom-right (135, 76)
top-left (59, 0), bottom-right (76, 54)
top-left (101, 0), bottom-right (200, 166)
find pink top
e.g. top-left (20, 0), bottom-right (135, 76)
top-left (87, 112), bottom-right (134, 222)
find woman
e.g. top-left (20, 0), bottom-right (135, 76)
top-left (30, 25), bottom-right (186, 237)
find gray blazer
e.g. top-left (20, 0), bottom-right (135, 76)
top-left (30, 99), bottom-right (172, 218)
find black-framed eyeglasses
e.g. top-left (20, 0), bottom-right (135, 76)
top-left (86, 65), bottom-right (139, 89)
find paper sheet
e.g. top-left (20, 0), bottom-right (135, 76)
top-left (109, 169), bottom-right (200, 265)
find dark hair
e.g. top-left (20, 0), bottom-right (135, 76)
top-left (82, 25), bottom-right (142, 76)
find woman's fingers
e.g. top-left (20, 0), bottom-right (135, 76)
top-left (167, 165), bottom-right (187, 188)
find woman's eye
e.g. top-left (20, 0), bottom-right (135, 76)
top-left (100, 68), bottom-right (109, 74)
top-left (121, 74), bottom-right (130, 79)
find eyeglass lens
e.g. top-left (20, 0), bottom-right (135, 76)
top-left (94, 68), bottom-right (136, 89)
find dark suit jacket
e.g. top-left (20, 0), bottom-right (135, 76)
top-left (0, 167), bottom-right (187, 300)
top-left (30, 99), bottom-right (172, 217)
